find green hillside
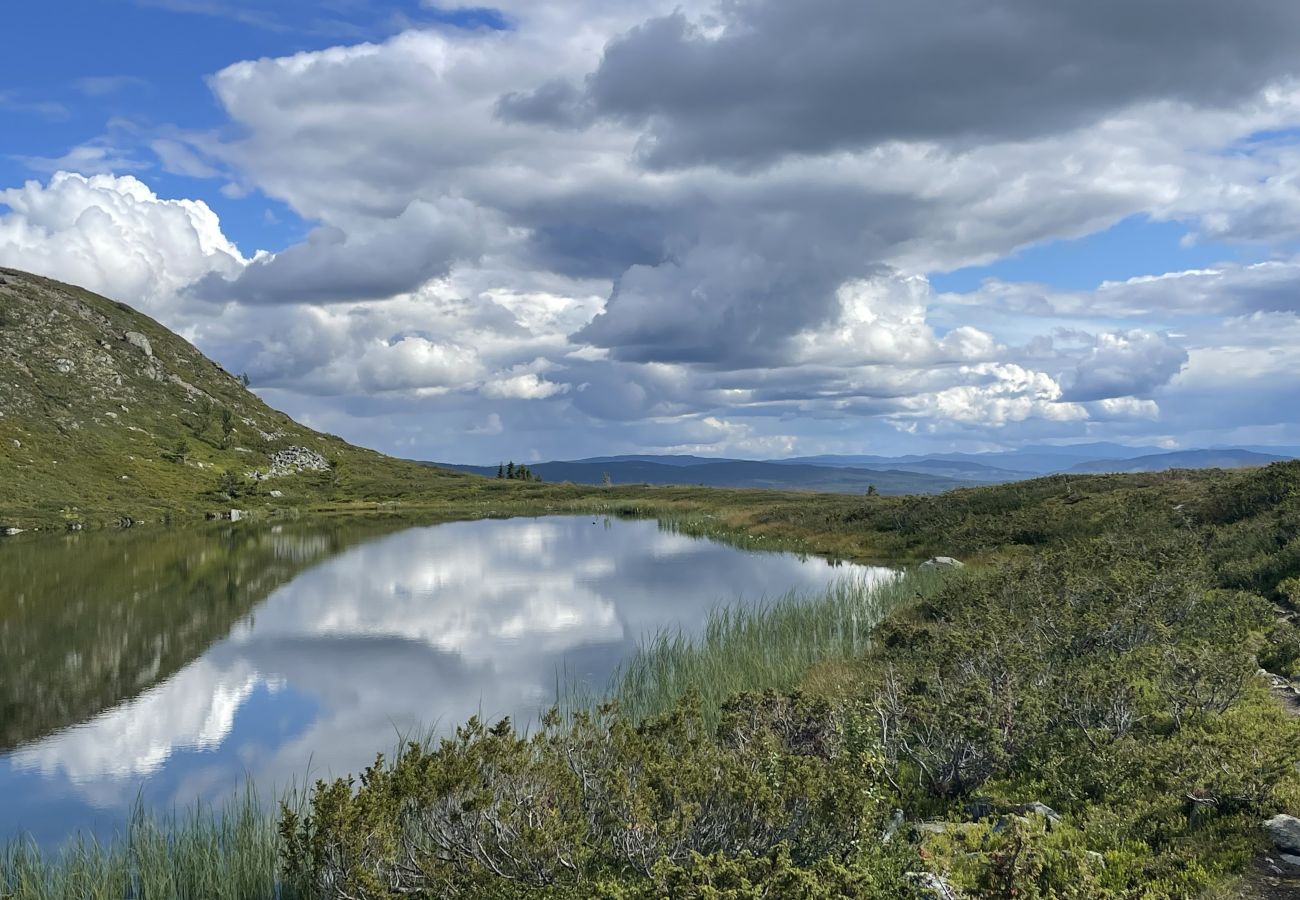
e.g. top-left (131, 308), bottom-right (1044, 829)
top-left (0, 268), bottom-right (471, 529)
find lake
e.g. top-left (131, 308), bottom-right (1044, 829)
top-left (0, 515), bottom-right (890, 847)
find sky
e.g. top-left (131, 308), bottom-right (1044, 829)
top-left (3, 1), bottom-right (1300, 463)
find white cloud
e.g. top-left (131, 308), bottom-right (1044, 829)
top-left (0, 173), bottom-right (246, 312)
top-left (482, 372), bottom-right (568, 400)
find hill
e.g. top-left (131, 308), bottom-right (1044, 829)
top-left (0, 268), bottom-right (471, 528)
top-left (1064, 448), bottom-right (1288, 474)
top-left (438, 458), bottom-right (967, 494)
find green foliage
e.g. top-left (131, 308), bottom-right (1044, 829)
top-left (279, 692), bottom-right (918, 899)
top-left (162, 437), bottom-right (190, 464)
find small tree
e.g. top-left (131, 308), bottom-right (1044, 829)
top-left (220, 408), bottom-right (236, 448)
top-left (191, 398), bottom-right (214, 437)
top-left (497, 463), bottom-right (505, 479)
top-left (164, 437), bottom-right (189, 464)
top-left (218, 469), bottom-right (240, 497)
top-left (602, 471), bottom-right (612, 487)
top-left (506, 461), bottom-right (515, 480)
top-left (866, 484), bottom-right (878, 496)
top-left (239, 372), bottom-right (252, 387)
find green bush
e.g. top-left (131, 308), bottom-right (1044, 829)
top-left (279, 693), bottom-right (918, 899)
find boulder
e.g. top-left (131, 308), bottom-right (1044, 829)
top-left (123, 331), bottom-right (153, 357)
top-left (2, 527), bottom-right (24, 536)
top-left (1265, 814), bottom-right (1300, 855)
top-left (1012, 801), bottom-right (1061, 822)
top-left (922, 556), bottom-right (965, 569)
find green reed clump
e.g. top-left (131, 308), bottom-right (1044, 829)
top-left (0, 789), bottom-right (288, 900)
top-left (587, 567), bottom-right (941, 727)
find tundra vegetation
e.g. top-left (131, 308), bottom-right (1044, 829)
top-left (4, 462), bottom-right (1300, 898)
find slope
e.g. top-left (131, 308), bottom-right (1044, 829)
top-left (0, 268), bottom-right (470, 528)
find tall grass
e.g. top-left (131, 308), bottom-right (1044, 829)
top-left (0, 789), bottom-right (290, 900)
top-left (570, 567), bottom-right (941, 728)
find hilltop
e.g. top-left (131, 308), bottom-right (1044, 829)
top-left (0, 268), bottom-right (470, 528)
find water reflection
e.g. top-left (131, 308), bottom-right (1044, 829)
top-left (0, 516), bottom-right (889, 846)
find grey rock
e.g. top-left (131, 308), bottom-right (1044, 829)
top-left (922, 556), bottom-right (965, 569)
top-left (906, 872), bottom-right (959, 899)
top-left (881, 808), bottom-right (904, 844)
top-left (913, 821), bottom-right (950, 835)
top-left (1265, 815), bottom-right (1300, 855)
top-left (1085, 850), bottom-right (1106, 869)
top-left (1012, 801), bottom-right (1061, 821)
top-left (123, 331), bottom-right (153, 357)
top-left (11, 439), bottom-right (19, 449)
top-left (1282, 853), bottom-right (1300, 868)
top-left (269, 489), bottom-right (283, 498)
top-left (267, 445), bottom-right (330, 477)
top-left (2, 527), bottom-right (25, 536)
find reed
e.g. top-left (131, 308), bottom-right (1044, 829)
top-left (0, 788), bottom-right (289, 900)
top-left (568, 566), bottom-right (940, 728)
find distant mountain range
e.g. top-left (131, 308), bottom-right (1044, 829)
top-left (436, 443), bottom-right (1299, 495)
top-left (1061, 448), bottom-right (1291, 474)
top-left (438, 460), bottom-right (969, 495)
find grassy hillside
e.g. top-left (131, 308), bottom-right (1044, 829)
top-left (0, 268), bottom-right (472, 529)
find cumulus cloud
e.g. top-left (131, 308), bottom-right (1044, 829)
top-left (0, 172), bottom-right (246, 311)
top-left (1063, 330), bottom-right (1189, 401)
top-left (194, 198), bottom-right (487, 305)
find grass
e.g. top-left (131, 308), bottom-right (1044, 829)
top-left (564, 567), bottom-right (942, 728)
top-left (1, 791), bottom-right (285, 900)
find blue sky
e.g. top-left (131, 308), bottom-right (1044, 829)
top-left (4, 0), bottom-right (1300, 461)
top-left (1, 2), bottom-right (509, 253)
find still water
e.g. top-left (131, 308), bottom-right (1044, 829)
top-left (0, 516), bottom-right (889, 846)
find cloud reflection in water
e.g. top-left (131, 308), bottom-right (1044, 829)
top-left (1, 516), bottom-right (887, 845)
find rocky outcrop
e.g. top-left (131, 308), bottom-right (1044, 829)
top-left (922, 556), bottom-right (965, 569)
top-left (246, 446), bottom-right (331, 481)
